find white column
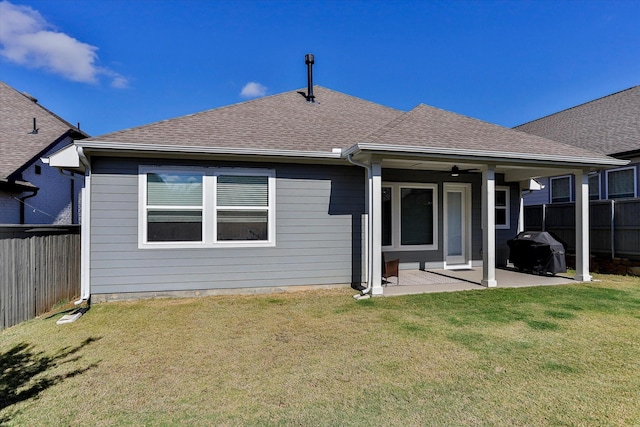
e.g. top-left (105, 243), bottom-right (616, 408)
top-left (482, 167), bottom-right (497, 287)
top-left (574, 170), bottom-right (592, 281)
top-left (517, 183), bottom-right (525, 234)
top-left (370, 162), bottom-right (384, 295)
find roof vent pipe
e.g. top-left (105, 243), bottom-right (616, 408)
top-left (305, 53), bottom-right (315, 103)
top-left (30, 117), bottom-right (39, 134)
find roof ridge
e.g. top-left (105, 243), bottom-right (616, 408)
top-left (365, 105), bottom-right (421, 141)
top-left (313, 85), bottom-right (405, 113)
top-left (366, 100), bottom-right (610, 160)
top-left (514, 85), bottom-right (640, 129)
top-left (372, 102), bottom-right (509, 138)
top-left (89, 85), bottom-right (404, 140)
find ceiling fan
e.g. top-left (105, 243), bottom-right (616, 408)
top-left (450, 165), bottom-right (479, 177)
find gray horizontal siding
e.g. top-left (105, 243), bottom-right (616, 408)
top-left (89, 157), bottom-right (364, 295)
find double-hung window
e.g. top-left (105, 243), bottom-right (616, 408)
top-left (495, 187), bottom-right (510, 229)
top-left (381, 183), bottom-right (438, 251)
top-left (606, 167), bottom-right (636, 199)
top-left (216, 174), bottom-right (270, 241)
top-left (139, 166), bottom-right (275, 248)
top-left (550, 175), bottom-right (572, 203)
top-left (145, 171), bottom-right (204, 242)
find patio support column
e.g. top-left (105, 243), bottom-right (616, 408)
top-left (517, 183), bottom-right (525, 233)
top-left (482, 166), bottom-right (497, 287)
top-left (574, 170), bottom-right (592, 282)
top-left (370, 162), bottom-right (383, 295)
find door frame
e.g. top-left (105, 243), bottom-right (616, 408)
top-left (443, 182), bottom-right (472, 269)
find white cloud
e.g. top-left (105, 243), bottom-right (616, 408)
top-left (240, 82), bottom-right (267, 98)
top-left (0, 1), bottom-right (128, 87)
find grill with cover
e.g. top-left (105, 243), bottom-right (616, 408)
top-left (507, 231), bottom-right (566, 275)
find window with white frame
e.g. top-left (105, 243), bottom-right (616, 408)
top-left (495, 186), bottom-right (510, 229)
top-left (382, 186), bottom-right (393, 247)
top-left (588, 173), bottom-right (601, 201)
top-left (145, 170), bottom-right (204, 242)
top-left (139, 166), bottom-right (275, 248)
top-left (550, 175), bottom-right (572, 203)
top-left (381, 183), bottom-right (437, 250)
top-left (606, 167), bottom-right (636, 199)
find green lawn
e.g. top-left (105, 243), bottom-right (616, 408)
top-left (2, 274), bottom-right (640, 426)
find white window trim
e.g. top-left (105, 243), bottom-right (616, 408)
top-left (139, 165), bottom-right (276, 249)
top-left (382, 182), bottom-right (438, 252)
top-left (495, 186), bottom-right (510, 230)
top-left (605, 166), bottom-right (637, 200)
top-left (550, 175), bottom-right (573, 203)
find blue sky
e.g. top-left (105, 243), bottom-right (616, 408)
top-left (1, 0), bottom-right (638, 136)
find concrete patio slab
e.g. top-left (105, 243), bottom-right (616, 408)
top-left (382, 267), bottom-right (578, 296)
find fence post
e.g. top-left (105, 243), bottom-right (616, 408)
top-left (610, 199), bottom-right (615, 260)
top-left (30, 237), bottom-right (37, 320)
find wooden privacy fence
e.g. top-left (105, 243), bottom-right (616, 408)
top-left (524, 199), bottom-right (640, 260)
top-left (1, 225), bottom-right (80, 330)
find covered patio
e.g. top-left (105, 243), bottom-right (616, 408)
top-left (343, 102), bottom-right (626, 298)
top-left (381, 267), bottom-right (578, 296)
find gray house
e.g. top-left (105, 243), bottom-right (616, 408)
top-left (0, 81), bottom-right (89, 224)
top-left (47, 85), bottom-right (625, 302)
top-left (517, 86), bottom-right (640, 206)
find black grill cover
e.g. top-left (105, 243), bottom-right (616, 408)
top-left (507, 231), bottom-right (567, 275)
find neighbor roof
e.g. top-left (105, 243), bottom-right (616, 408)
top-left (514, 86), bottom-right (640, 157)
top-left (0, 81), bottom-right (89, 180)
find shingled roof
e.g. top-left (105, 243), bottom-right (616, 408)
top-left (0, 81), bottom-right (89, 181)
top-left (514, 86), bottom-right (640, 157)
top-left (82, 85), bottom-right (617, 167)
top-left (364, 103), bottom-right (605, 160)
top-left (88, 86), bottom-right (404, 153)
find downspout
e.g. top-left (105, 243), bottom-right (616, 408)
top-left (347, 154), bottom-right (373, 298)
top-left (19, 188), bottom-right (39, 224)
top-left (74, 147), bottom-right (91, 306)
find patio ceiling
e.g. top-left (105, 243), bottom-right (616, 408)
top-left (372, 156), bottom-right (598, 183)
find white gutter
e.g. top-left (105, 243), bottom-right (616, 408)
top-left (76, 141), bottom-right (343, 160)
top-left (74, 146), bottom-right (91, 305)
top-left (344, 143), bottom-right (629, 168)
top-left (347, 154), bottom-right (373, 299)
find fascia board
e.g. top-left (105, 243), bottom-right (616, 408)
top-left (346, 143), bottom-right (629, 168)
top-left (76, 141), bottom-right (343, 160)
top-left (0, 178), bottom-right (38, 191)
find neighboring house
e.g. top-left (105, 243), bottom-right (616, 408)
top-left (0, 82), bottom-right (89, 224)
top-left (516, 86), bottom-right (640, 206)
top-left (47, 84), bottom-right (624, 302)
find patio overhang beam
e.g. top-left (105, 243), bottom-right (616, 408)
top-left (344, 143), bottom-right (628, 170)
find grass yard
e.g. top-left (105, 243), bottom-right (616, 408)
top-left (2, 274), bottom-right (640, 426)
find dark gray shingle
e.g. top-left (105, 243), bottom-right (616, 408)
top-left (366, 103), bottom-right (605, 159)
top-left (0, 81), bottom-right (88, 179)
top-left (515, 86), bottom-right (640, 156)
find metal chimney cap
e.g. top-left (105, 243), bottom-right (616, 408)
top-left (22, 92), bottom-right (38, 103)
